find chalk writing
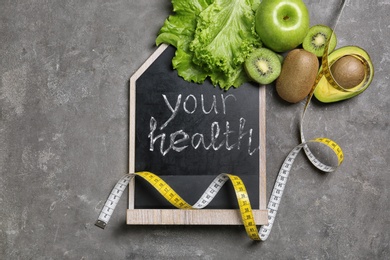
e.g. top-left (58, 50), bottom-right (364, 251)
top-left (148, 94), bottom-right (259, 156)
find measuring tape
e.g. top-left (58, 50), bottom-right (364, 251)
top-left (95, 136), bottom-right (342, 240)
top-left (95, 172), bottom-right (256, 230)
top-left (96, 0), bottom-right (373, 241)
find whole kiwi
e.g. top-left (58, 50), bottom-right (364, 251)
top-left (276, 49), bottom-right (319, 103)
top-left (330, 55), bottom-right (365, 89)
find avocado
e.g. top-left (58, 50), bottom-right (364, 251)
top-left (314, 46), bottom-right (374, 103)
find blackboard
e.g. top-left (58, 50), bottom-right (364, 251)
top-left (128, 44), bottom-right (268, 225)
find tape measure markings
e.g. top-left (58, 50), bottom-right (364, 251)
top-left (95, 174), bottom-right (133, 229)
top-left (257, 134), bottom-right (346, 240)
top-left (96, 0), bottom-right (372, 240)
top-left (96, 134), bottom-right (343, 238)
top-left (95, 135), bottom-right (343, 236)
top-left (96, 172), bottom-right (253, 230)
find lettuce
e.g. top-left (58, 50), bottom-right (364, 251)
top-left (156, 0), bottom-right (261, 90)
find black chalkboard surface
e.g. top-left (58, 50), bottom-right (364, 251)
top-left (129, 45), bottom-right (266, 218)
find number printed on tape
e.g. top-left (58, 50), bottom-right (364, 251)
top-left (95, 1), bottom-right (359, 241)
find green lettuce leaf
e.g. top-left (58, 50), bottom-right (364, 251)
top-left (156, 0), bottom-right (261, 90)
top-left (156, 0), bottom-right (210, 84)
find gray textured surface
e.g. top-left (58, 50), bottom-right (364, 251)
top-left (1, 0), bottom-right (389, 259)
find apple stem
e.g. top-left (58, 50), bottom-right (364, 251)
top-left (283, 15), bottom-right (289, 20)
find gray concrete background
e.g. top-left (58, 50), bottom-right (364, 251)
top-left (1, 0), bottom-right (389, 259)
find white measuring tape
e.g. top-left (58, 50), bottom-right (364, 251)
top-left (95, 136), bottom-right (343, 241)
top-left (258, 137), bottom-right (343, 240)
top-left (95, 174), bottom-right (133, 229)
top-left (96, 173), bottom-right (244, 225)
top-left (96, 0), bottom-right (361, 241)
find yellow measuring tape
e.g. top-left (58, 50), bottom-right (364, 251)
top-left (95, 136), bottom-right (343, 241)
top-left (96, 0), bottom-right (373, 241)
top-left (136, 171), bottom-right (260, 240)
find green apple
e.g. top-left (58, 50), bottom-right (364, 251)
top-left (255, 0), bottom-right (310, 53)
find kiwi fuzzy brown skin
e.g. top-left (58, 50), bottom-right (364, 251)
top-left (330, 55), bottom-right (365, 89)
top-left (276, 49), bottom-right (319, 103)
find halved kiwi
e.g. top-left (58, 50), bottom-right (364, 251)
top-left (303, 25), bottom-right (337, 57)
top-left (244, 48), bottom-right (281, 85)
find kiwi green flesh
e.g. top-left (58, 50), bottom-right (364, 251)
top-left (314, 46), bottom-right (374, 103)
top-left (244, 48), bottom-right (281, 85)
top-left (303, 25), bottom-right (337, 57)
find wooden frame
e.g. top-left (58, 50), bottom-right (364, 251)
top-left (128, 44), bottom-right (268, 225)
